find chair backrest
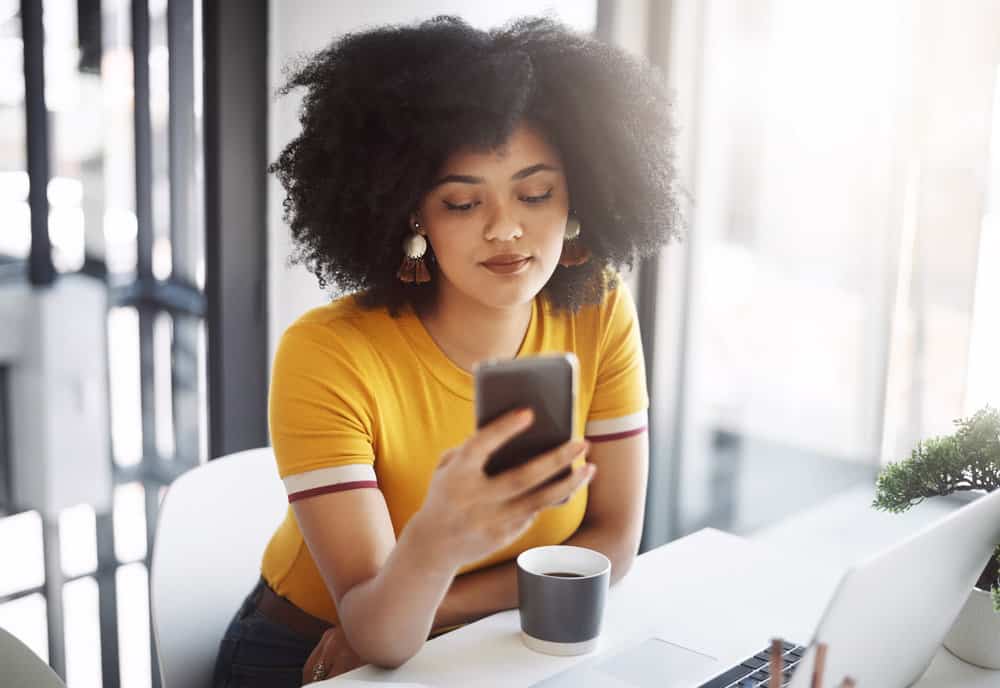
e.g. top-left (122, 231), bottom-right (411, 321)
top-left (0, 626), bottom-right (66, 688)
top-left (150, 447), bottom-right (288, 688)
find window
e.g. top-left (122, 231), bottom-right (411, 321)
top-left (0, 2), bottom-right (206, 686)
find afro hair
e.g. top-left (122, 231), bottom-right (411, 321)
top-left (270, 15), bottom-right (681, 313)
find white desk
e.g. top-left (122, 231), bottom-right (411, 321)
top-left (321, 528), bottom-right (1000, 687)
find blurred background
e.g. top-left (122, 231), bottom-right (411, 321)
top-left (1, 0), bottom-right (997, 686)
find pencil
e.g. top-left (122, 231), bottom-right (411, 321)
top-left (811, 642), bottom-right (828, 688)
top-left (770, 638), bottom-right (783, 688)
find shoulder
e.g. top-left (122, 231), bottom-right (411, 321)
top-left (277, 293), bottom-right (391, 358)
top-left (269, 295), bottom-right (387, 429)
top-left (555, 271), bottom-right (638, 337)
top-left (272, 294), bottom-right (400, 390)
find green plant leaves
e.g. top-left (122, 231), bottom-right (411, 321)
top-left (872, 406), bottom-right (1000, 513)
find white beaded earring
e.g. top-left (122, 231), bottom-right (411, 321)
top-left (559, 213), bottom-right (590, 267)
top-left (397, 220), bottom-right (431, 283)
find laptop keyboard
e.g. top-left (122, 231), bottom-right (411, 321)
top-left (696, 641), bottom-right (806, 688)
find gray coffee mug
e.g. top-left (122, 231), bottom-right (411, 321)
top-left (516, 545), bottom-right (611, 655)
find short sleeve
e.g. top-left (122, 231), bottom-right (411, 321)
top-left (584, 282), bottom-right (649, 443)
top-left (268, 322), bottom-right (379, 502)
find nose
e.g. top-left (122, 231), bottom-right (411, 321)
top-left (483, 204), bottom-right (524, 242)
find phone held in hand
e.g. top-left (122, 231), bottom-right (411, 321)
top-left (473, 353), bottom-right (578, 477)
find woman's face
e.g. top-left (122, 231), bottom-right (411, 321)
top-left (415, 122), bottom-right (570, 311)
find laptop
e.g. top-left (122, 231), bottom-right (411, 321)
top-left (532, 487), bottom-right (1000, 688)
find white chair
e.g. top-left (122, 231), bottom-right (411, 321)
top-left (0, 626), bottom-right (66, 688)
top-left (151, 447), bottom-right (288, 688)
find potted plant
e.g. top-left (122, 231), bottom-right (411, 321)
top-left (873, 405), bottom-right (1000, 668)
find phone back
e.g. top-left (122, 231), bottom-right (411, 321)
top-left (474, 354), bottom-right (577, 476)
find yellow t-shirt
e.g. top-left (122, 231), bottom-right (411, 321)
top-left (261, 281), bottom-right (649, 623)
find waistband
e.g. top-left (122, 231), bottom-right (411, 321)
top-left (248, 577), bottom-right (333, 644)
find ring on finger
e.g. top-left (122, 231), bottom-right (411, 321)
top-left (311, 662), bottom-right (329, 682)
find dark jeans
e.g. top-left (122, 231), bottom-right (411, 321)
top-left (212, 587), bottom-right (316, 688)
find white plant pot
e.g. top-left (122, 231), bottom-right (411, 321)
top-left (944, 587), bottom-right (1000, 669)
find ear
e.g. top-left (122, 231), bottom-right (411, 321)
top-left (410, 214), bottom-right (427, 236)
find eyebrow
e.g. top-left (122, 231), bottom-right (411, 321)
top-left (432, 163), bottom-right (560, 188)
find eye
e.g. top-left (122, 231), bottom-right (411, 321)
top-left (521, 188), bottom-right (553, 204)
top-left (443, 200), bottom-right (480, 212)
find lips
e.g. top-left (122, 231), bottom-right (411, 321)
top-left (481, 254), bottom-right (532, 275)
top-left (482, 254), bottom-right (530, 267)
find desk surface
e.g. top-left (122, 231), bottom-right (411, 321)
top-left (322, 528), bottom-right (1000, 687)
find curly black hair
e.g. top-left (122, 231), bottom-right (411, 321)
top-left (270, 15), bottom-right (680, 313)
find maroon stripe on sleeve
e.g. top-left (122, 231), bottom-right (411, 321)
top-left (287, 481), bottom-right (379, 503)
top-left (584, 426), bottom-right (648, 443)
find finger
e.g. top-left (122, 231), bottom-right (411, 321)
top-left (326, 627), bottom-right (365, 678)
top-left (303, 628), bottom-right (334, 684)
top-left (491, 439), bottom-right (589, 499)
top-left (510, 462), bottom-right (596, 518)
top-left (464, 408), bottom-right (534, 466)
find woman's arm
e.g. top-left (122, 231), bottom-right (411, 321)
top-left (300, 428), bottom-right (645, 682)
top-left (565, 429), bottom-right (649, 576)
top-left (433, 430), bottom-right (649, 628)
top-left (295, 410), bottom-right (594, 670)
top-left (296, 488), bottom-right (457, 669)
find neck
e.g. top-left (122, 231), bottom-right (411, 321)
top-left (416, 282), bottom-right (533, 373)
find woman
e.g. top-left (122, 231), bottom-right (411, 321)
top-left (213, 15), bottom-right (679, 687)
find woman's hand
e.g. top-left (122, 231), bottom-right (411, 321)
top-left (302, 625), bottom-right (365, 684)
top-left (410, 408), bottom-right (595, 571)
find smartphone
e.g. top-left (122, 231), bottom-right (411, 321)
top-left (474, 353), bottom-right (578, 477)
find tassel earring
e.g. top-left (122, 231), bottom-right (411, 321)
top-left (558, 214), bottom-right (591, 267)
top-left (397, 221), bottom-right (432, 284)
